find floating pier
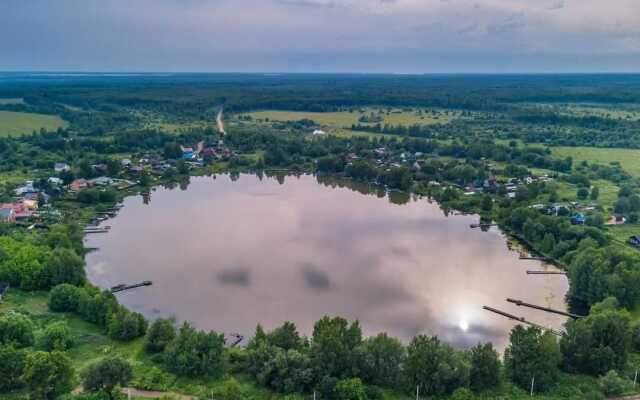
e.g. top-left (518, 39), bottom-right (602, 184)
top-left (519, 255), bottom-right (551, 261)
top-left (111, 281), bottom-right (153, 293)
top-left (470, 223), bottom-right (497, 229)
top-left (482, 306), bottom-right (564, 336)
top-left (506, 298), bottom-right (583, 319)
top-left (526, 270), bottom-right (566, 275)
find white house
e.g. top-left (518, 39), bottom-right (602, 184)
top-left (54, 163), bottom-right (70, 173)
top-left (312, 129), bottom-right (326, 136)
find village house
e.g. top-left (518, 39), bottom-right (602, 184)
top-left (48, 177), bottom-right (63, 186)
top-left (1, 201), bottom-right (37, 220)
top-left (88, 176), bottom-right (115, 187)
top-left (312, 129), bottom-right (326, 136)
top-left (69, 178), bottom-right (88, 191)
top-left (54, 162), bottom-right (70, 173)
top-left (0, 207), bottom-right (15, 222)
top-left (15, 181), bottom-right (36, 196)
top-left (180, 145), bottom-right (195, 160)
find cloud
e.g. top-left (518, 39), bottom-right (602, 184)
top-left (299, 263), bottom-right (332, 291)
top-left (0, 0), bottom-right (638, 72)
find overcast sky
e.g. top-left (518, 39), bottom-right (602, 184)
top-left (1, 0), bottom-right (639, 73)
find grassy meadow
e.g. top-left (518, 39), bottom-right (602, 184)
top-left (552, 146), bottom-right (640, 178)
top-left (0, 110), bottom-right (68, 137)
top-left (244, 108), bottom-right (457, 134)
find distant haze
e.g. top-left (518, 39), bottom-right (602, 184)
top-left (1, 0), bottom-right (639, 73)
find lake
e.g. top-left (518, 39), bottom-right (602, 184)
top-left (85, 173), bottom-right (569, 350)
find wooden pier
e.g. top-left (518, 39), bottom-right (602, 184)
top-left (111, 281), bottom-right (153, 293)
top-left (506, 298), bottom-right (582, 319)
top-left (526, 270), bottom-right (566, 275)
top-left (483, 306), bottom-right (564, 336)
top-left (227, 333), bottom-right (244, 347)
top-left (519, 255), bottom-right (551, 261)
top-left (470, 223), bottom-right (497, 229)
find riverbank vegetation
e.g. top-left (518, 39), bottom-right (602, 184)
top-left (3, 73), bottom-right (640, 399)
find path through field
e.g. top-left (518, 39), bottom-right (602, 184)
top-left (216, 106), bottom-right (226, 135)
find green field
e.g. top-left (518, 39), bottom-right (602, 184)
top-left (552, 146), bottom-right (640, 178)
top-left (0, 110), bottom-right (68, 137)
top-left (245, 108), bottom-right (457, 131)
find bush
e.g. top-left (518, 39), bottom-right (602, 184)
top-left (469, 343), bottom-right (500, 392)
top-left (0, 312), bottom-right (35, 348)
top-left (41, 321), bottom-right (74, 351)
top-left (0, 345), bottom-right (26, 391)
top-left (334, 378), bottom-right (366, 400)
top-left (144, 318), bottom-right (176, 353)
top-left (450, 388), bottom-right (475, 400)
top-left (599, 370), bottom-right (627, 396)
top-left (107, 307), bottom-right (147, 341)
top-left (49, 284), bottom-right (82, 312)
top-left (164, 322), bottom-right (226, 378)
top-left (81, 356), bottom-right (133, 398)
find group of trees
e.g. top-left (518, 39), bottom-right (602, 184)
top-left (242, 317), bottom-right (502, 398)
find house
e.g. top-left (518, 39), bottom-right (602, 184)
top-left (0, 207), bottom-right (15, 222)
top-left (571, 213), bottom-right (586, 225)
top-left (48, 177), bottom-right (63, 186)
top-left (88, 176), bottom-right (114, 187)
top-left (180, 145), bottom-right (195, 160)
top-left (15, 181), bottom-right (36, 196)
top-left (121, 159), bottom-right (132, 167)
top-left (69, 179), bottom-right (88, 191)
top-left (54, 163), bottom-right (70, 173)
top-left (629, 236), bottom-right (640, 248)
top-left (312, 129), bottom-right (326, 136)
top-left (1, 202), bottom-right (35, 220)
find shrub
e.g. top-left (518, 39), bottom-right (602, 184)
top-left (0, 312), bottom-right (35, 348)
top-left (49, 284), bottom-right (81, 312)
top-left (41, 321), bottom-right (74, 351)
top-left (599, 370), bottom-right (627, 396)
top-left (144, 318), bottom-right (176, 353)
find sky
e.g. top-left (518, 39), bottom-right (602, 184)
top-left (1, 0), bottom-right (639, 73)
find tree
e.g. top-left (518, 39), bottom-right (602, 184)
top-left (44, 248), bottom-right (86, 287)
top-left (49, 284), bottom-right (82, 312)
top-left (599, 370), bottom-right (628, 396)
top-left (0, 312), bottom-right (35, 348)
top-left (0, 345), bottom-right (26, 391)
top-left (504, 326), bottom-right (560, 392)
top-left (356, 332), bottom-right (404, 388)
top-left (268, 321), bottom-right (304, 351)
top-left (469, 342), bottom-right (500, 392)
top-left (311, 316), bottom-right (362, 380)
top-left (577, 187), bottom-right (589, 200)
top-left (164, 322), bottom-right (226, 378)
top-left (561, 299), bottom-right (631, 375)
top-left (334, 378), bottom-right (366, 400)
top-left (81, 356), bottom-right (134, 399)
top-left (41, 321), bottom-right (74, 351)
top-left (144, 318), bottom-right (176, 353)
top-left (590, 186), bottom-right (600, 200)
top-left (107, 307), bottom-right (147, 341)
top-left (22, 351), bottom-right (74, 400)
top-left (405, 335), bottom-right (469, 396)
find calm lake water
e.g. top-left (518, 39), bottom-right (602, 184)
top-left (85, 173), bottom-right (569, 350)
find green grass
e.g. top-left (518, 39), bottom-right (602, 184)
top-left (0, 110), bottom-right (68, 137)
top-left (244, 108), bottom-right (457, 132)
top-left (552, 147), bottom-right (640, 178)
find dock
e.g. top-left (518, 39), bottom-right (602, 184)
top-left (507, 298), bottom-right (583, 319)
top-left (470, 223), bottom-right (497, 229)
top-left (526, 270), bottom-right (566, 275)
top-left (111, 281), bottom-right (153, 293)
top-left (519, 255), bottom-right (551, 261)
top-left (483, 306), bottom-right (564, 336)
top-left (227, 333), bottom-right (243, 347)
